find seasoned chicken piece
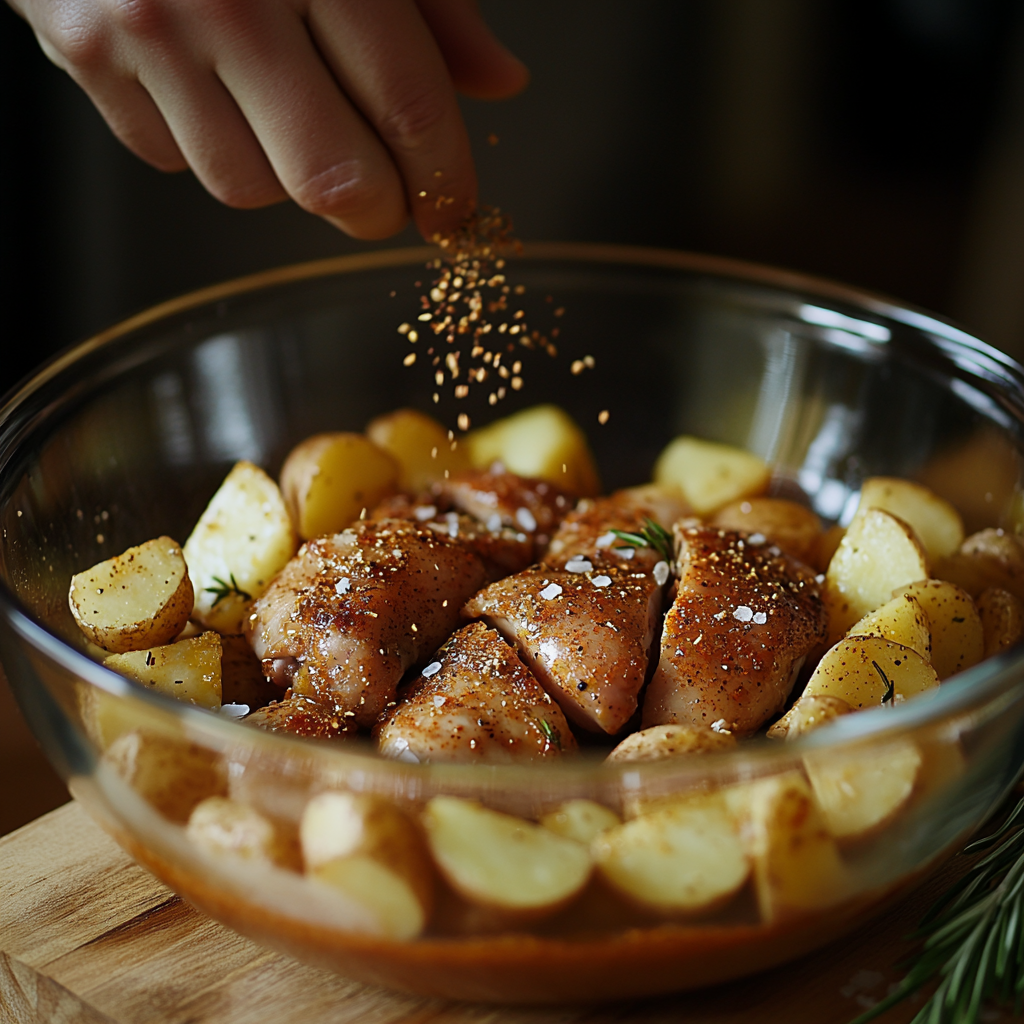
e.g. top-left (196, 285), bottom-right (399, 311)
top-left (464, 566), bottom-right (666, 734)
top-left (643, 523), bottom-right (827, 736)
top-left (544, 484), bottom-right (689, 572)
top-left (245, 693), bottom-right (357, 741)
top-left (433, 468), bottom-right (573, 554)
top-left (246, 519), bottom-right (490, 727)
top-left (375, 622), bottom-right (576, 763)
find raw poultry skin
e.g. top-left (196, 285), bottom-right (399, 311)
top-left (246, 519), bottom-right (490, 728)
top-left (463, 566), bottom-right (666, 735)
top-left (643, 523), bottom-right (827, 736)
top-left (375, 621), bottom-right (576, 763)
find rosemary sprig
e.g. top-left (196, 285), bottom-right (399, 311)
top-left (537, 717), bottom-right (561, 750)
top-left (850, 795), bottom-right (1024, 1024)
top-left (872, 660), bottom-right (895, 706)
top-left (611, 517), bottom-right (674, 562)
top-left (204, 573), bottom-right (252, 607)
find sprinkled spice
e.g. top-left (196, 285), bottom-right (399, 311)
top-left (598, 410), bottom-right (610, 425)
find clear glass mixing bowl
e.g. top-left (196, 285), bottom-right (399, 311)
top-left (3, 244), bottom-right (1024, 1003)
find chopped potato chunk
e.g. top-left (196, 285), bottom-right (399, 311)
top-left (301, 792), bottom-right (433, 941)
top-left (103, 632), bottom-right (222, 709)
top-left (846, 593), bottom-right (931, 660)
top-left (280, 433), bottom-right (398, 541)
top-left (366, 408), bottom-right (471, 492)
top-left (824, 508), bottom-right (929, 642)
top-left (69, 537), bottom-right (193, 653)
top-left (856, 477), bottom-right (964, 560)
top-left (187, 796), bottom-right (298, 869)
top-left (893, 580), bottom-right (983, 679)
top-left (936, 529), bottom-right (1024, 602)
top-left (766, 694), bottom-right (852, 740)
top-left (540, 800), bottom-right (620, 846)
top-left (422, 796), bottom-right (591, 917)
top-left (592, 794), bottom-right (749, 914)
top-left (653, 436), bottom-right (770, 516)
top-left (465, 404), bottom-right (600, 496)
top-left (606, 723), bottom-right (737, 763)
top-left (803, 635), bottom-right (939, 709)
top-left (184, 461), bottom-right (298, 633)
top-left (977, 588), bottom-right (1024, 658)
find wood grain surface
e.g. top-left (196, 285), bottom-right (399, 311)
top-left (0, 801), bottom-right (1015, 1024)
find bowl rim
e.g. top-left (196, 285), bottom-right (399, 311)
top-left (3, 240), bottom-right (1024, 784)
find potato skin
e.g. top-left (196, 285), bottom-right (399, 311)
top-left (69, 536), bottom-right (193, 653)
top-left (766, 694), bottom-right (852, 741)
top-left (606, 724), bottom-right (737, 763)
top-left (366, 409), bottom-right (470, 492)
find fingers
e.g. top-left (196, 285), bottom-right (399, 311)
top-left (415, 0), bottom-right (529, 100)
top-left (306, 0), bottom-right (476, 240)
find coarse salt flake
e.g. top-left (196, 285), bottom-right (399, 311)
top-left (432, 695), bottom-right (446, 707)
top-left (422, 661), bottom-right (442, 678)
top-left (219, 703), bottom-right (250, 719)
top-left (815, 573), bottom-right (826, 584)
top-left (748, 532), bottom-right (766, 546)
top-left (591, 575), bottom-right (612, 588)
top-left (710, 719), bottom-right (732, 734)
top-left (753, 611), bottom-right (768, 625)
top-left (733, 605), bottom-right (753, 622)
top-left (414, 505), bottom-right (437, 521)
top-left (335, 577), bottom-right (351, 595)
top-left (615, 546), bottom-right (635, 560)
top-left (653, 561), bottom-right (670, 586)
top-left (596, 531), bottom-right (617, 549)
top-left (486, 512), bottom-right (503, 533)
top-left (516, 507), bottom-right (537, 532)
top-left (540, 583), bottom-right (563, 600)
top-left (565, 557), bottom-right (593, 573)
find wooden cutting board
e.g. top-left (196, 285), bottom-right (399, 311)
top-left (0, 801), bottom-right (1014, 1024)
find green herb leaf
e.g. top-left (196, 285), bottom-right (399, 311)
top-left (537, 717), bottom-right (561, 750)
top-left (611, 517), bottom-right (673, 563)
top-left (204, 573), bottom-right (252, 608)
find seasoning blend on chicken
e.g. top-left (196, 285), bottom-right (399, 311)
top-left (246, 519), bottom-right (490, 728)
top-left (642, 523), bottom-right (827, 736)
top-left (375, 622), bottom-right (576, 763)
top-left (464, 565), bottom-right (667, 735)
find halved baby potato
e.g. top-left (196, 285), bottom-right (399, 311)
top-left (804, 739), bottom-right (922, 840)
top-left (104, 632), bottom-right (222, 709)
top-left (824, 508), bottom-right (929, 642)
top-left (846, 593), bottom-right (931, 660)
top-left (422, 796), bottom-right (591, 918)
top-left (301, 791), bottom-right (433, 941)
top-left (592, 794), bottom-right (749, 915)
top-left (653, 436), bottom-right (770, 517)
top-left (185, 460), bottom-right (298, 633)
top-left (465, 404), bottom-right (600, 497)
top-left (766, 694), bottom-right (853, 741)
top-left (541, 800), bottom-right (621, 846)
top-left (280, 433), bottom-right (399, 541)
top-left (187, 796), bottom-right (298, 869)
top-left (855, 477), bottom-right (964, 561)
top-left (936, 529), bottom-right (1024, 602)
top-left (725, 772), bottom-right (848, 923)
top-left (711, 497), bottom-right (823, 566)
top-left (606, 723), bottom-right (737, 763)
top-left (104, 730), bottom-right (228, 822)
top-left (977, 587), bottom-right (1024, 658)
top-left (802, 635), bottom-right (939, 709)
top-left (366, 408), bottom-right (471, 492)
top-left (893, 580), bottom-right (983, 679)
top-left (69, 537), bottom-right (193, 653)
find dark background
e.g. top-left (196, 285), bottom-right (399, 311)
top-left (3, 0), bottom-right (1024, 830)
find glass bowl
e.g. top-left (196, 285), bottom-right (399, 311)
top-left (3, 243), bottom-right (1024, 1004)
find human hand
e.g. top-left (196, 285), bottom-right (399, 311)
top-left (10, 0), bottom-right (528, 239)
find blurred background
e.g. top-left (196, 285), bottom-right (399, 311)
top-left (3, 0), bottom-right (1024, 833)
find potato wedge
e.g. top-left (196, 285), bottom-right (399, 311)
top-left (592, 794), bottom-right (749, 915)
top-left (606, 723), bottom-right (737, 763)
top-left (69, 537), bottom-right (193, 653)
top-left (366, 408), bottom-right (471, 492)
top-left (846, 594), bottom-right (931, 660)
top-left (936, 529), bottom-right (1024, 602)
top-left (104, 632), bottom-right (222, 709)
top-left (187, 796), bottom-right (298, 869)
top-left (804, 739), bottom-right (921, 840)
top-left (541, 800), bottom-right (621, 846)
top-left (280, 432), bottom-right (398, 541)
top-left (104, 730), bottom-right (227, 822)
top-left (711, 497), bottom-right (822, 566)
top-left (184, 460), bottom-right (298, 633)
top-left (977, 588), bottom-right (1024, 658)
top-left (653, 436), bottom-right (770, 516)
top-left (422, 796), bottom-right (591, 916)
top-left (301, 792), bottom-right (433, 941)
top-left (766, 695), bottom-right (853, 740)
top-left (893, 580), bottom-right (984, 679)
top-left (802, 635), bottom-right (939, 709)
top-left (465, 404), bottom-right (600, 497)
top-left (856, 477), bottom-right (964, 561)
top-left (824, 508), bottom-right (929, 642)
top-left (725, 772), bottom-right (848, 922)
